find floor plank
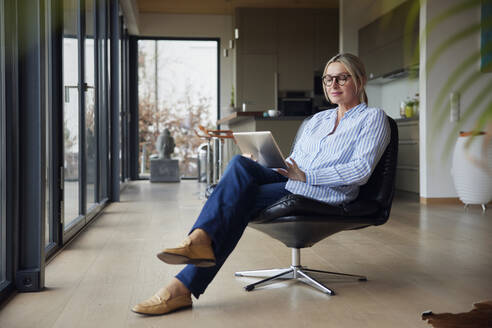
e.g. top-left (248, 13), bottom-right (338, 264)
top-left (1, 180), bottom-right (491, 328)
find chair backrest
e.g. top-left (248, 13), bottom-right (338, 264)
top-left (358, 116), bottom-right (398, 224)
top-left (291, 114), bottom-right (399, 224)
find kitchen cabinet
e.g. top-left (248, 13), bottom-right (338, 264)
top-left (238, 54), bottom-right (277, 110)
top-left (276, 9), bottom-right (315, 91)
top-left (358, 0), bottom-right (419, 79)
top-left (235, 8), bottom-right (277, 54)
top-left (234, 8), bottom-right (338, 111)
top-left (314, 11), bottom-right (339, 72)
top-left (396, 119), bottom-right (419, 194)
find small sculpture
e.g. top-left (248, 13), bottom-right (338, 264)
top-left (150, 128), bottom-right (180, 182)
top-left (156, 128), bottom-right (175, 159)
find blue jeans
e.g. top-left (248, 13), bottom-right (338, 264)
top-left (175, 155), bottom-right (291, 298)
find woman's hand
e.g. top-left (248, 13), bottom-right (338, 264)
top-left (277, 158), bottom-right (306, 182)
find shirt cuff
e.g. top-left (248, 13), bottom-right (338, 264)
top-left (304, 170), bottom-right (317, 185)
top-left (304, 167), bottom-right (340, 186)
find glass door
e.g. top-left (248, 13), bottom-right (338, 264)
top-left (119, 18), bottom-right (124, 183)
top-left (98, 0), bottom-right (109, 201)
top-left (137, 39), bottom-right (218, 178)
top-left (0, 0), bottom-right (5, 285)
top-left (45, 0), bottom-right (53, 248)
top-left (85, 0), bottom-right (97, 211)
top-left (62, 0), bottom-right (80, 228)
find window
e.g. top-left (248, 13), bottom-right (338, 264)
top-left (86, 0), bottom-right (97, 210)
top-left (119, 18), bottom-right (125, 183)
top-left (98, 0), bottom-right (109, 200)
top-left (120, 26), bottom-right (130, 183)
top-left (119, 25), bottom-right (123, 183)
top-left (137, 39), bottom-right (218, 178)
top-left (100, 1), bottom-right (110, 200)
top-left (0, 0), bottom-right (5, 285)
top-left (63, 0), bottom-right (80, 227)
top-left (45, 0), bottom-right (54, 248)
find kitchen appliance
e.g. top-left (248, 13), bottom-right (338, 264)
top-left (279, 92), bottom-right (312, 116)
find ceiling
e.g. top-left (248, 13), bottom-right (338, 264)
top-left (137, 0), bottom-right (339, 15)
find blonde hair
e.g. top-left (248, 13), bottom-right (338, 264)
top-left (323, 53), bottom-right (368, 104)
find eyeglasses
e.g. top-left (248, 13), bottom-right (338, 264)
top-left (322, 74), bottom-right (351, 86)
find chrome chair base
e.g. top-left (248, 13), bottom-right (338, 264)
top-left (234, 248), bottom-right (367, 295)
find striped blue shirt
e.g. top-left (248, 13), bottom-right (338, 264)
top-left (285, 103), bottom-right (390, 205)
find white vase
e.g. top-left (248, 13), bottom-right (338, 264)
top-left (451, 133), bottom-right (492, 205)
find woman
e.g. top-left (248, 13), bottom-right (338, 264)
top-left (132, 53), bottom-right (390, 315)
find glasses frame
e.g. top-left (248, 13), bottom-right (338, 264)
top-left (322, 74), bottom-right (352, 87)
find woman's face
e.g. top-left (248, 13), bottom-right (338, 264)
top-left (323, 62), bottom-right (359, 109)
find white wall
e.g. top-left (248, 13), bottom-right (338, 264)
top-left (365, 84), bottom-right (382, 109)
top-left (420, 0), bottom-right (492, 198)
top-left (381, 78), bottom-right (419, 118)
top-left (366, 77), bottom-right (419, 118)
top-left (138, 13), bottom-right (234, 121)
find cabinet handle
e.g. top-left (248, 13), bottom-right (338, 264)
top-left (399, 140), bottom-right (418, 145)
top-left (397, 165), bottom-right (419, 171)
top-left (274, 72), bottom-right (278, 110)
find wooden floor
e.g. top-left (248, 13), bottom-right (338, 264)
top-left (1, 180), bottom-right (491, 328)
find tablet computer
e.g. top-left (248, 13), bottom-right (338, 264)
top-left (233, 131), bottom-right (287, 169)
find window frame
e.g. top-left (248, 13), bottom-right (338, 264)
top-left (0, 0), bottom-right (7, 291)
top-left (44, 0), bottom-right (66, 260)
top-left (0, 0), bottom-right (16, 302)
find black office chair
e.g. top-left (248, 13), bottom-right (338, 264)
top-left (235, 116), bottom-right (398, 295)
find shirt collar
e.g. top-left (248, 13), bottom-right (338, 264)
top-left (337, 102), bottom-right (367, 119)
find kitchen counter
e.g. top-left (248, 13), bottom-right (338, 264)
top-left (217, 111), bottom-right (264, 125)
top-left (394, 116), bottom-right (419, 123)
top-left (218, 111), bottom-right (308, 125)
top-left (218, 112), bottom-right (307, 162)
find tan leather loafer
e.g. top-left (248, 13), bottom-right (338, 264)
top-left (157, 237), bottom-right (216, 267)
top-left (132, 288), bottom-right (192, 315)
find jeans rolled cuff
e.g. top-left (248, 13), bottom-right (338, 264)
top-left (175, 272), bottom-right (203, 299)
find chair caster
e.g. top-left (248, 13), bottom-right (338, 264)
top-left (245, 285), bottom-right (255, 292)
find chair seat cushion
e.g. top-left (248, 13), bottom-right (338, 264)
top-left (253, 194), bottom-right (380, 224)
top-left (249, 218), bottom-right (373, 248)
top-left (250, 194), bottom-right (382, 248)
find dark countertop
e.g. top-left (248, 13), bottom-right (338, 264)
top-left (395, 117), bottom-right (419, 123)
top-left (217, 111), bottom-right (263, 125)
